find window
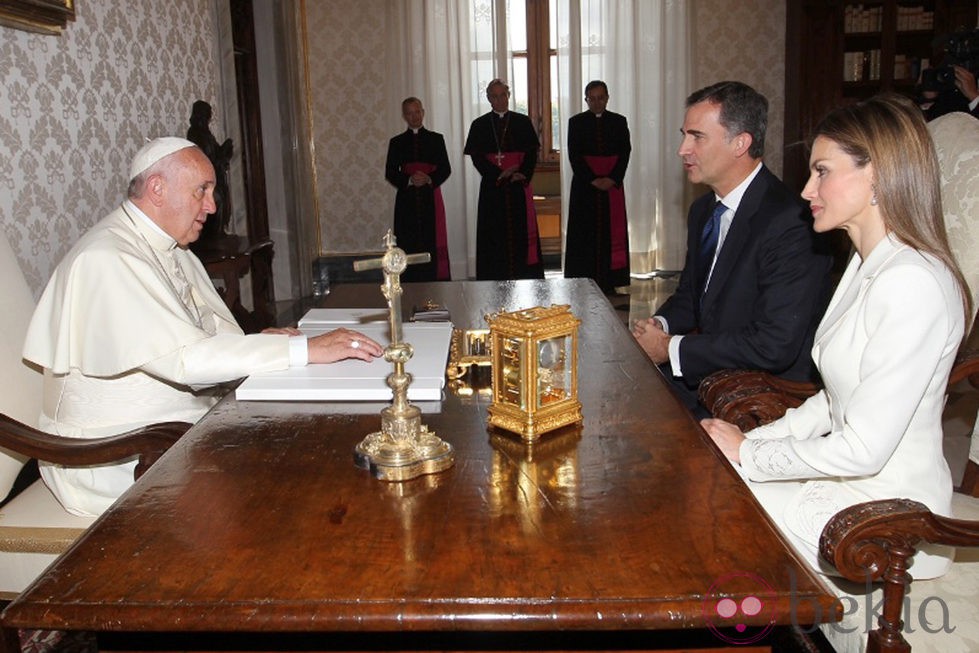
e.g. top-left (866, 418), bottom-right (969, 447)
top-left (470, 0), bottom-right (561, 164)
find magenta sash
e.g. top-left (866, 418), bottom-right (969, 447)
top-left (584, 155), bottom-right (627, 269)
top-left (404, 161), bottom-right (449, 280)
top-left (484, 151), bottom-right (540, 266)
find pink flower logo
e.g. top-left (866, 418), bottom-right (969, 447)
top-left (703, 571), bottom-right (777, 645)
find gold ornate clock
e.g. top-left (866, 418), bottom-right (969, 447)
top-left (486, 305), bottom-right (582, 442)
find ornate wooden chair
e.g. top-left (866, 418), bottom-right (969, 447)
top-left (698, 111), bottom-right (979, 652)
top-left (0, 231), bottom-right (189, 598)
top-left (699, 353), bottom-right (979, 497)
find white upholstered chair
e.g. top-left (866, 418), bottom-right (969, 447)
top-left (930, 107), bottom-right (979, 506)
top-left (933, 111), bottom-right (979, 321)
top-left (0, 230), bottom-right (187, 598)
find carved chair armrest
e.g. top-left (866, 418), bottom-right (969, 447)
top-left (700, 349), bottom-right (979, 431)
top-left (949, 348), bottom-right (979, 497)
top-left (820, 499), bottom-right (979, 653)
top-left (243, 239), bottom-right (274, 257)
top-left (0, 413), bottom-right (190, 481)
top-left (949, 348), bottom-right (979, 388)
top-left (961, 461), bottom-right (979, 498)
top-left (698, 369), bottom-right (821, 431)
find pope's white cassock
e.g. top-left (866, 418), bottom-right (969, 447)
top-left (23, 201), bottom-right (295, 516)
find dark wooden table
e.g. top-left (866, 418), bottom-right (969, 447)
top-left (1, 279), bottom-right (839, 651)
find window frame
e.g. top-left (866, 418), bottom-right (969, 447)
top-left (509, 0), bottom-right (559, 166)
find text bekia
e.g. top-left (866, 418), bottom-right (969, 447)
top-left (786, 566), bottom-right (955, 637)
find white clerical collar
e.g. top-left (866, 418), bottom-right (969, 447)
top-left (494, 111), bottom-right (508, 119)
top-left (123, 200), bottom-right (176, 250)
top-left (592, 112), bottom-right (603, 118)
top-left (410, 127), bottom-right (422, 134)
top-left (715, 161), bottom-right (763, 213)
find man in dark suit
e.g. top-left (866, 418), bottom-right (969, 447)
top-left (564, 80), bottom-right (631, 293)
top-left (920, 65), bottom-right (979, 121)
top-left (384, 97), bottom-right (452, 281)
top-left (633, 81), bottom-right (832, 415)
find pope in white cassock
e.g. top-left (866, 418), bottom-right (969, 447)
top-left (22, 137), bottom-right (384, 517)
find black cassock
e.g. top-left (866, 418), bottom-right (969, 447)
top-left (464, 111), bottom-right (544, 280)
top-left (384, 127), bottom-right (452, 281)
top-left (564, 110), bottom-right (631, 293)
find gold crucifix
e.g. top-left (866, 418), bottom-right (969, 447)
top-left (351, 231), bottom-right (454, 481)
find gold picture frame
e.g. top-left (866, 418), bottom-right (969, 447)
top-left (0, 0), bottom-right (75, 35)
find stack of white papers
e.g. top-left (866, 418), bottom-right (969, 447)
top-left (297, 308), bottom-right (390, 326)
top-left (235, 310), bottom-right (454, 402)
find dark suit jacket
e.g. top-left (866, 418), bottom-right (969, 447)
top-left (922, 89), bottom-right (979, 122)
top-left (656, 165), bottom-right (832, 387)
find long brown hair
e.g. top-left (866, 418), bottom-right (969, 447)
top-left (812, 93), bottom-right (972, 320)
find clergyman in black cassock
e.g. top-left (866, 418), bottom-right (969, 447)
top-left (464, 79), bottom-right (544, 280)
top-left (384, 97), bottom-right (452, 282)
top-left (564, 81), bottom-right (631, 293)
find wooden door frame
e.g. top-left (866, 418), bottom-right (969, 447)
top-left (229, 0), bottom-right (276, 327)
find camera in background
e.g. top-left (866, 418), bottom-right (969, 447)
top-left (920, 29), bottom-right (979, 93)
top-left (916, 29), bottom-right (979, 121)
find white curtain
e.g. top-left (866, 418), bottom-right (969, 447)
top-left (385, 1), bottom-right (479, 281)
top-left (387, 0), bottom-right (692, 279)
top-left (555, 0), bottom-right (691, 274)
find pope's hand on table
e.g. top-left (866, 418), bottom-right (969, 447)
top-left (308, 328), bottom-right (384, 363)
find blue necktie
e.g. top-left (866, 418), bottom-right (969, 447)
top-left (698, 201), bottom-right (726, 299)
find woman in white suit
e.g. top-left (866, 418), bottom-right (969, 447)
top-left (702, 94), bottom-right (972, 579)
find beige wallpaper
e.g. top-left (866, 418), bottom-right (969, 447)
top-left (693, 0), bottom-right (786, 177)
top-left (1, 0), bottom-right (789, 293)
top-left (0, 0), bottom-right (225, 295)
top-left (301, 0), bottom-right (788, 258)
top-left (303, 0), bottom-right (394, 255)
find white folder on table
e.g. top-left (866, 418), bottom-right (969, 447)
top-left (297, 308), bottom-right (390, 326)
top-left (235, 314), bottom-right (453, 402)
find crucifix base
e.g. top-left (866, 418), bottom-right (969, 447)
top-left (353, 405), bottom-right (455, 481)
top-left (351, 231), bottom-right (454, 481)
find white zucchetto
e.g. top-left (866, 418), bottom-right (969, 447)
top-left (128, 137), bottom-right (197, 180)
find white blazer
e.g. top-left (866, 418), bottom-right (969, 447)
top-left (740, 233), bottom-right (964, 579)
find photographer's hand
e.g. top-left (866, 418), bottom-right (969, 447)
top-left (953, 65), bottom-right (979, 103)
